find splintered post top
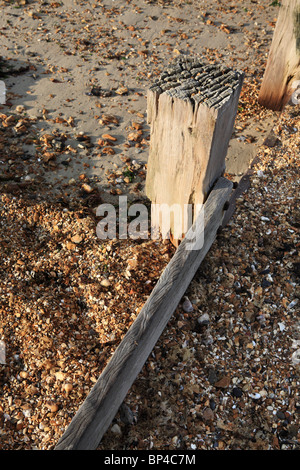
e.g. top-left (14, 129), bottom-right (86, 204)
top-left (149, 58), bottom-right (243, 110)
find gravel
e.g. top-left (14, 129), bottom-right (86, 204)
top-left (0, 0), bottom-right (299, 451)
top-left (98, 107), bottom-right (300, 451)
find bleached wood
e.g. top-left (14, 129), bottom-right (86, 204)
top-left (145, 59), bottom-right (244, 244)
top-left (258, 0), bottom-right (300, 111)
top-left (55, 176), bottom-right (233, 450)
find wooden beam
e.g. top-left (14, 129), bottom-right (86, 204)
top-left (55, 176), bottom-right (233, 450)
top-left (258, 0), bottom-right (300, 111)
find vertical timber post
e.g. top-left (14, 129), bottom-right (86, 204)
top-left (258, 0), bottom-right (300, 111)
top-left (146, 58), bottom-right (244, 246)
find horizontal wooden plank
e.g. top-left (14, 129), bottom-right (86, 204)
top-left (55, 176), bottom-right (233, 450)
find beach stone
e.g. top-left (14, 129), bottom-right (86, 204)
top-left (111, 423), bottom-right (122, 435)
top-left (16, 105), bottom-right (25, 113)
top-left (263, 131), bottom-right (279, 147)
top-left (209, 398), bottom-right (217, 411)
top-left (202, 407), bottom-right (214, 422)
top-left (119, 403), bottom-right (134, 425)
top-left (214, 375), bottom-right (231, 389)
top-left (182, 296), bottom-right (193, 312)
top-left (208, 368), bottom-right (218, 385)
top-left (197, 313), bottom-right (210, 325)
top-left (276, 410), bottom-right (286, 420)
top-left (232, 387), bottom-right (243, 398)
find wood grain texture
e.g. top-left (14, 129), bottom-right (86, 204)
top-left (145, 59), bottom-right (243, 241)
top-left (55, 176), bottom-right (233, 450)
top-left (258, 0), bottom-right (300, 111)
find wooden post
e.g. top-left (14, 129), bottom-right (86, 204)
top-left (258, 0), bottom-right (300, 111)
top-left (145, 58), bottom-right (244, 246)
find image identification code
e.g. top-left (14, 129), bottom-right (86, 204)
top-left (104, 454), bottom-right (196, 467)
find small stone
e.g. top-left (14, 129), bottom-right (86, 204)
top-left (55, 371), bottom-right (65, 381)
top-left (249, 392), bottom-right (261, 400)
top-left (111, 423), bottom-right (122, 434)
top-left (119, 403), bottom-right (134, 425)
top-left (102, 133), bottom-right (117, 141)
top-left (101, 279), bottom-right (111, 287)
top-left (131, 121), bottom-right (143, 130)
top-left (16, 105), bottom-right (25, 113)
top-left (261, 278), bottom-right (272, 289)
top-left (82, 183), bottom-right (94, 193)
top-left (197, 313), bottom-right (210, 325)
top-left (232, 387), bottom-right (243, 398)
top-left (209, 398), bottom-right (217, 411)
top-left (208, 368), bottom-right (218, 385)
top-left (0, 340), bottom-right (5, 365)
top-left (66, 241), bottom-right (76, 250)
top-left (202, 407), bottom-right (214, 422)
top-left (263, 131), bottom-right (279, 147)
top-left (116, 86), bottom-right (128, 95)
top-left (182, 296), bottom-right (193, 312)
top-left (214, 375), bottom-right (231, 389)
top-left (287, 424), bottom-right (298, 438)
top-left (291, 349), bottom-right (300, 366)
top-left (46, 402), bottom-right (59, 413)
top-left (71, 234), bottom-right (83, 244)
top-left (62, 383), bottom-right (73, 395)
top-left (276, 410), bottom-right (286, 420)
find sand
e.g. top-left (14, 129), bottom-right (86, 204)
top-left (0, 0), bottom-right (281, 199)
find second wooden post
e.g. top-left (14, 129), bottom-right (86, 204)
top-left (258, 0), bottom-right (300, 111)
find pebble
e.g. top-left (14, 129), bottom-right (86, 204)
top-left (214, 375), bottom-right (231, 389)
top-left (19, 371), bottom-right (29, 379)
top-left (82, 183), bottom-right (94, 193)
top-left (62, 383), bottom-right (73, 395)
top-left (115, 86), bottom-right (128, 95)
top-left (291, 349), bottom-right (300, 366)
top-left (111, 423), bottom-right (122, 435)
top-left (276, 410), bottom-right (286, 421)
top-left (101, 279), bottom-right (111, 287)
top-left (71, 234), bottom-right (83, 244)
top-left (207, 368), bottom-right (218, 385)
top-left (16, 105), bottom-right (25, 113)
top-left (249, 393), bottom-right (261, 400)
top-left (119, 403), bottom-right (134, 425)
top-left (182, 296), bottom-right (193, 312)
top-left (209, 398), bottom-right (217, 411)
top-left (197, 313), bottom-right (210, 325)
top-left (46, 403), bottom-right (59, 413)
top-left (232, 387), bottom-right (243, 398)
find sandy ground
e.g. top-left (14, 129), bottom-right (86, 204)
top-left (1, 0), bottom-right (279, 198)
top-left (1, 0), bottom-right (299, 452)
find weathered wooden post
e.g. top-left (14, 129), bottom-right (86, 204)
top-left (258, 0), bottom-right (300, 111)
top-left (145, 57), bottom-right (244, 246)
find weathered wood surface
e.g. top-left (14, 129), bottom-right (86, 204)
top-left (258, 0), bottom-right (300, 111)
top-left (55, 176), bottom-right (233, 450)
top-left (146, 58), bottom-right (244, 243)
